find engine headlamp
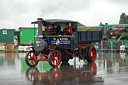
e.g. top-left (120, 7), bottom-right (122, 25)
top-left (56, 40), bottom-right (60, 45)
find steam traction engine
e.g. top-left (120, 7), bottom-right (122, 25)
top-left (25, 18), bottom-right (102, 67)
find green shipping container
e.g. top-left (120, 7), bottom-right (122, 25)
top-left (0, 29), bottom-right (15, 43)
top-left (19, 27), bottom-right (37, 45)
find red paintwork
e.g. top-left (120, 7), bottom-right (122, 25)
top-left (50, 51), bottom-right (61, 66)
top-left (119, 29), bottom-right (125, 34)
top-left (44, 46), bottom-right (50, 52)
top-left (28, 51), bottom-right (38, 66)
top-left (30, 43), bottom-right (92, 62)
top-left (62, 43), bottom-right (92, 57)
top-left (78, 43), bottom-right (91, 48)
top-left (63, 50), bottom-right (78, 57)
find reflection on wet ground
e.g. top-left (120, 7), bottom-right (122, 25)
top-left (1, 52), bottom-right (128, 85)
top-left (26, 63), bottom-right (102, 85)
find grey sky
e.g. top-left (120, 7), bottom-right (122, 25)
top-left (0, 0), bottom-right (128, 29)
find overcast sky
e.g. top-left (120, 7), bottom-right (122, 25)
top-left (0, 0), bottom-right (128, 29)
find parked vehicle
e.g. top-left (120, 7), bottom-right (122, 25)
top-left (25, 18), bottom-right (102, 67)
top-left (103, 24), bottom-right (128, 40)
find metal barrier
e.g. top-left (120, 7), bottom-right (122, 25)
top-left (98, 40), bottom-right (127, 53)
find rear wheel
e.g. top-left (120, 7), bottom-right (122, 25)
top-left (62, 53), bottom-right (70, 63)
top-left (87, 46), bottom-right (96, 62)
top-left (48, 50), bottom-right (61, 67)
top-left (79, 47), bottom-right (86, 59)
top-left (25, 50), bottom-right (38, 67)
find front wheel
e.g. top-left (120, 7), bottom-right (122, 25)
top-left (48, 50), bottom-right (61, 67)
top-left (25, 50), bottom-right (38, 67)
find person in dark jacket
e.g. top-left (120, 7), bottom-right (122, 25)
top-left (49, 24), bottom-right (56, 35)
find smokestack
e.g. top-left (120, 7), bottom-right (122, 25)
top-left (37, 18), bottom-right (43, 36)
top-left (37, 18), bottom-right (43, 21)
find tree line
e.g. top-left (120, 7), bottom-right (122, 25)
top-left (119, 13), bottom-right (128, 24)
top-left (99, 13), bottom-right (128, 26)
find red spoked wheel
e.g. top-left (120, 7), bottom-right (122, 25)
top-left (25, 50), bottom-right (38, 67)
top-left (48, 50), bottom-right (61, 67)
top-left (87, 46), bottom-right (96, 62)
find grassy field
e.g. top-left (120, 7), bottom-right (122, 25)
top-left (0, 51), bottom-right (5, 53)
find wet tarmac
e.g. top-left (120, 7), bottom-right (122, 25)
top-left (0, 52), bottom-right (128, 85)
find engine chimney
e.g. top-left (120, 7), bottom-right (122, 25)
top-left (37, 18), bottom-right (43, 21)
top-left (37, 18), bottom-right (43, 36)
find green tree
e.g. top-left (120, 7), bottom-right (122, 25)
top-left (119, 13), bottom-right (128, 24)
top-left (127, 16), bottom-right (128, 23)
top-left (99, 22), bottom-right (103, 26)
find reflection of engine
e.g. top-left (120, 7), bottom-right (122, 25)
top-left (25, 63), bottom-right (104, 85)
